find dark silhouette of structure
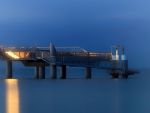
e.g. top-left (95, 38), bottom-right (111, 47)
top-left (0, 43), bottom-right (139, 79)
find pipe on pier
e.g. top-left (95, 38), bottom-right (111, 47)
top-left (60, 65), bottom-right (66, 79)
top-left (85, 67), bottom-right (91, 79)
top-left (6, 60), bottom-right (12, 79)
top-left (50, 43), bottom-right (57, 79)
top-left (121, 55), bottom-right (128, 78)
top-left (39, 66), bottom-right (45, 79)
top-left (112, 48), bottom-right (119, 68)
top-left (35, 66), bottom-right (39, 79)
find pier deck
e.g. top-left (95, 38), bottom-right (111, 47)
top-left (0, 43), bottom-right (139, 79)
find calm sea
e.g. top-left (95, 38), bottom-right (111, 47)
top-left (0, 68), bottom-right (149, 113)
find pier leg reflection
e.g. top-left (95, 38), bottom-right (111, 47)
top-left (5, 79), bottom-right (20, 113)
top-left (115, 79), bottom-right (119, 113)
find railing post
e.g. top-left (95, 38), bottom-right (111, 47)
top-left (42, 52), bottom-right (43, 58)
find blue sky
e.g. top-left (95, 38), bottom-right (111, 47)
top-left (0, 0), bottom-right (150, 69)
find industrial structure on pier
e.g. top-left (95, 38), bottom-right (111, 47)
top-left (0, 43), bottom-right (139, 79)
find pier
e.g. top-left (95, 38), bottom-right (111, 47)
top-left (0, 43), bottom-right (139, 79)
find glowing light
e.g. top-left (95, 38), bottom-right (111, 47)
top-left (5, 51), bottom-right (20, 59)
top-left (5, 79), bottom-right (20, 113)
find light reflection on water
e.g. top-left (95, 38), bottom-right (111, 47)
top-left (0, 69), bottom-right (149, 113)
top-left (5, 79), bottom-right (19, 113)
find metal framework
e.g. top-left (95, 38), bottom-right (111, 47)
top-left (0, 45), bottom-right (122, 70)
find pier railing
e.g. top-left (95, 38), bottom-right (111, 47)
top-left (0, 45), bottom-right (121, 69)
top-left (34, 51), bottom-right (120, 69)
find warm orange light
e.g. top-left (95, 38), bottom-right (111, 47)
top-left (5, 51), bottom-right (20, 59)
top-left (5, 79), bottom-right (19, 113)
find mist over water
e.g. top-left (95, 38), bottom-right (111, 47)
top-left (0, 68), bottom-right (149, 113)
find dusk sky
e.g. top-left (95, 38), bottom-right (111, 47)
top-left (0, 0), bottom-right (150, 69)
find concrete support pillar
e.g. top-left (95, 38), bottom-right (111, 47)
top-left (111, 74), bottom-right (119, 78)
top-left (122, 55), bottom-right (128, 73)
top-left (108, 70), bottom-right (119, 78)
top-left (35, 66), bottom-right (39, 79)
top-left (60, 65), bottom-right (66, 79)
top-left (85, 67), bottom-right (91, 79)
top-left (6, 60), bottom-right (12, 79)
top-left (39, 66), bottom-right (45, 79)
top-left (50, 65), bottom-right (57, 79)
top-left (121, 55), bottom-right (128, 78)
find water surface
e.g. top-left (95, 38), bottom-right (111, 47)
top-left (0, 68), bottom-right (149, 113)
